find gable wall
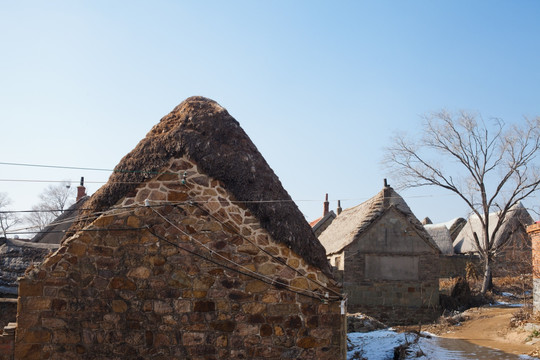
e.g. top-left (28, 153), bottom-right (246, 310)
top-left (15, 157), bottom-right (345, 360)
top-left (341, 209), bottom-right (439, 325)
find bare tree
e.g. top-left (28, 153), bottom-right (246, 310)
top-left (0, 193), bottom-right (21, 237)
top-left (384, 111), bottom-right (540, 294)
top-left (26, 182), bottom-right (75, 232)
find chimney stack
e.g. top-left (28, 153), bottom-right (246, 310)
top-left (76, 177), bottom-right (86, 202)
top-left (337, 200), bottom-right (342, 215)
top-left (383, 178), bottom-right (391, 208)
top-left (323, 193), bottom-right (329, 216)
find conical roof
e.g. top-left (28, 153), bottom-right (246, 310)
top-left (73, 96), bottom-right (331, 273)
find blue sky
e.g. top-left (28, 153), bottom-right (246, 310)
top-left (1, 1), bottom-right (539, 230)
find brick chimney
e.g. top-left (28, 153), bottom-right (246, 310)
top-left (323, 193), bottom-right (329, 216)
top-left (383, 178), bottom-right (391, 208)
top-left (337, 200), bottom-right (342, 215)
top-left (76, 177), bottom-right (86, 202)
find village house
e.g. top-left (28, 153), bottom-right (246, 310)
top-left (11, 97), bottom-right (345, 360)
top-left (453, 202), bottom-right (534, 276)
top-left (318, 183), bottom-right (441, 325)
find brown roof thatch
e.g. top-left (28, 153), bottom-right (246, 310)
top-left (319, 186), bottom-right (440, 255)
top-left (71, 96), bottom-right (331, 274)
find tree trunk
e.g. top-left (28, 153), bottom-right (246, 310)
top-left (480, 258), bottom-right (493, 294)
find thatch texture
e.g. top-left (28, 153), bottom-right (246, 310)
top-left (424, 223), bottom-right (454, 255)
top-left (32, 196), bottom-right (88, 244)
top-left (444, 217), bottom-right (466, 241)
top-left (319, 186), bottom-right (439, 255)
top-left (0, 238), bottom-right (57, 295)
top-left (453, 202), bottom-right (533, 254)
top-left (73, 96), bottom-right (331, 273)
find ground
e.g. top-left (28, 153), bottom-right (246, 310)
top-left (427, 275), bottom-right (540, 357)
top-left (348, 275), bottom-right (540, 359)
top-left (424, 306), bottom-right (539, 357)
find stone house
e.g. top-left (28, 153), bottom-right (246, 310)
top-left (453, 202), bottom-right (533, 276)
top-left (318, 184), bottom-right (440, 325)
top-left (13, 97), bottom-right (345, 360)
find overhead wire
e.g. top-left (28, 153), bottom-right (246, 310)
top-left (190, 201), bottom-right (342, 298)
top-left (149, 205), bottom-right (340, 301)
top-left (146, 228), bottom-right (329, 302)
top-left (5, 197), bottom-right (342, 301)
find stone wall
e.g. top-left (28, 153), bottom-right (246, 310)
top-left (342, 208), bottom-right (440, 325)
top-left (438, 254), bottom-right (481, 278)
top-left (528, 223), bottom-right (540, 313)
top-left (0, 300), bottom-right (17, 332)
top-left (15, 157), bottom-right (345, 359)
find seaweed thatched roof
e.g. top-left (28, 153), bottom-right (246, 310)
top-left (319, 186), bottom-right (439, 255)
top-left (32, 196), bottom-right (89, 244)
top-left (453, 202), bottom-right (533, 254)
top-left (73, 96), bottom-right (331, 274)
top-left (424, 223), bottom-right (454, 255)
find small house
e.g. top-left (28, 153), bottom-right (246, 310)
top-left (453, 202), bottom-right (533, 276)
top-left (318, 184), bottom-right (440, 325)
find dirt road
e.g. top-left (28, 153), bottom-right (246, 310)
top-left (434, 306), bottom-right (538, 357)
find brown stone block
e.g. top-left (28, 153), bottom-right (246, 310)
top-left (193, 300), bottom-right (215, 312)
top-left (190, 175), bottom-right (209, 187)
top-left (53, 330), bottom-right (80, 344)
top-left (22, 329), bottom-right (52, 343)
top-left (246, 280), bottom-right (269, 293)
top-left (88, 245), bottom-right (114, 257)
top-left (193, 291), bottom-right (207, 298)
top-left (236, 323), bottom-right (259, 337)
top-left (93, 215), bottom-right (115, 228)
top-left (126, 216), bottom-right (141, 228)
top-left (242, 302), bottom-right (266, 315)
top-left (261, 292), bottom-right (280, 303)
top-left (69, 242), bottom-right (87, 256)
top-left (193, 275), bottom-right (215, 291)
top-left (21, 297), bottom-right (52, 311)
top-left (14, 344), bottom-right (43, 360)
top-left (173, 299), bottom-right (191, 313)
top-left (248, 314), bottom-right (265, 324)
top-left (148, 255), bottom-right (166, 266)
top-left (18, 281), bottom-right (43, 297)
top-left (148, 190), bottom-right (167, 201)
top-left (228, 291), bottom-right (252, 302)
top-left (17, 313), bottom-right (39, 329)
top-left (267, 303), bottom-right (299, 316)
top-left (153, 301), bottom-right (172, 314)
top-left (290, 278), bottom-right (309, 290)
top-left (127, 266), bottom-right (151, 279)
top-left (109, 277), bottom-right (137, 290)
top-left (274, 325), bottom-right (284, 336)
top-left (210, 320), bottom-right (236, 332)
top-left (112, 300), bottom-right (128, 313)
top-left (237, 244), bottom-right (259, 255)
top-left (183, 332), bottom-right (206, 346)
top-left (297, 336), bottom-right (323, 348)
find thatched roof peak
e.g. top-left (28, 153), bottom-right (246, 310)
top-left (319, 186), bottom-right (439, 255)
top-left (75, 96), bottom-right (332, 274)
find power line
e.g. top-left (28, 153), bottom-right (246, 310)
top-left (190, 201), bottom-right (342, 298)
top-left (146, 228), bottom-right (329, 301)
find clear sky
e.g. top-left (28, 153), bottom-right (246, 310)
top-left (1, 1), bottom-right (539, 233)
